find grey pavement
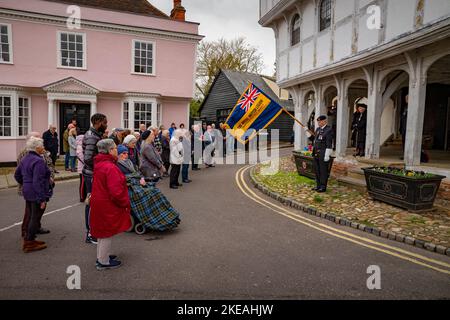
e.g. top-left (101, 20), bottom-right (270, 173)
top-left (0, 149), bottom-right (449, 299)
top-left (0, 170), bottom-right (79, 189)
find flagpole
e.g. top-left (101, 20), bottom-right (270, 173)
top-left (281, 107), bottom-right (314, 136)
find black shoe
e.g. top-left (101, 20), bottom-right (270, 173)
top-left (182, 180), bottom-right (192, 183)
top-left (317, 188), bottom-right (327, 193)
top-left (37, 228), bottom-right (50, 234)
top-left (192, 168), bottom-right (200, 171)
top-left (311, 187), bottom-right (319, 191)
top-left (170, 185), bottom-right (178, 189)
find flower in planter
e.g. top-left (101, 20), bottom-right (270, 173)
top-left (371, 167), bottom-right (436, 179)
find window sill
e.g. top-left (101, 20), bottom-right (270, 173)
top-left (131, 72), bottom-right (156, 77)
top-left (0, 61), bottom-right (14, 65)
top-left (0, 136), bottom-right (27, 140)
top-left (57, 66), bottom-right (87, 71)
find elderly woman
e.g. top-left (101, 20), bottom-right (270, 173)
top-left (14, 137), bottom-right (53, 253)
top-left (90, 139), bottom-right (131, 270)
top-left (116, 144), bottom-right (180, 233)
top-left (68, 128), bottom-right (77, 172)
top-left (133, 132), bottom-right (142, 153)
top-left (76, 133), bottom-right (86, 202)
top-left (169, 129), bottom-right (184, 189)
top-left (122, 134), bottom-right (140, 168)
top-left (181, 129), bottom-right (192, 184)
top-left (17, 132), bottom-right (54, 238)
top-left (140, 130), bottom-right (166, 182)
top-left (148, 126), bottom-right (162, 154)
top-left (160, 129), bottom-right (171, 176)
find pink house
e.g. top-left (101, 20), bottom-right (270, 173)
top-left (0, 0), bottom-right (201, 163)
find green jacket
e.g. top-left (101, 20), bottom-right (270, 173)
top-left (63, 129), bottom-right (70, 152)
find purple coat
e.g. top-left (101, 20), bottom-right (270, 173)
top-left (14, 151), bottom-right (53, 203)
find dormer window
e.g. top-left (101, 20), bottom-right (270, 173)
top-left (291, 14), bottom-right (300, 46)
top-left (319, 0), bottom-right (332, 31)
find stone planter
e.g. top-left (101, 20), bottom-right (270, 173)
top-left (292, 151), bottom-right (334, 180)
top-left (362, 167), bottom-right (446, 212)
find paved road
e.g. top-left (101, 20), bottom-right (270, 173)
top-left (0, 149), bottom-right (449, 299)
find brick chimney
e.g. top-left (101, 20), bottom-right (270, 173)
top-left (170, 0), bottom-right (186, 21)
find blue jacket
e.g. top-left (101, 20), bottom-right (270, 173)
top-left (169, 127), bottom-right (175, 138)
top-left (14, 151), bottom-right (52, 203)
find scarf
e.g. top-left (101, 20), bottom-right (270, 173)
top-left (118, 158), bottom-right (136, 174)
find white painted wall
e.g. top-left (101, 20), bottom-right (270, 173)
top-left (385, 0), bottom-right (415, 41)
top-left (335, 0), bottom-right (353, 22)
top-left (359, 0), bottom-right (373, 10)
top-left (262, 0), bottom-right (450, 81)
top-left (301, 1), bottom-right (315, 40)
top-left (278, 19), bottom-right (289, 52)
top-left (279, 53), bottom-right (288, 80)
top-left (316, 32), bottom-right (331, 67)
top-left (424, 0), bottom-right (450, 24)
top-left (289, 46), bottom-right (300, 77)
top-left (334, 21), bottom-right (352, 61)
top-left (358, 12), bottom-right (380, 51)
top-left (302, 40), bottom-right (314, 72)
top-left (380, 99), bottom-right (395, 145)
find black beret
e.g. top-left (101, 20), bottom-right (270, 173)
top-left (141, 130), bottom-right (151, 141)
top-left (317, 115), bottom-right (327, 121)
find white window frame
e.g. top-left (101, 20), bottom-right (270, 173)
top-left (57, 30), bottom-right (87, 70)
top-left (123, 97), bottom-right (159, 130)
top-left (133, 101), bottom-right (153, 131)
top-left (122, 101), bottom-right (130, 129)
top-left (157, 103), bottom-right (162, 127)
top-left (131, 39), bottom-right (156, 76)
top-left (0, 23), bottom-right (13, 64)
top-left (17, 95), bottom-right (31, 137)
top-left (0, 90), bottom-right (32, 139)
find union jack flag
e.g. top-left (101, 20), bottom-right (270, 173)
top-left (236, 84), bottom-right (261, 113)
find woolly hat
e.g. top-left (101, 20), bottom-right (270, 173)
top-left (141, 130), bottom-right (151, 141)
top-left (123, 134), bottom-right (137, 145)
top-left (117, 145), bottom-right (128, 155)
top-left (355, 97), bottom-right (368, 108)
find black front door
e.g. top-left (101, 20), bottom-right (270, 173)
top-left (59, 102), bottom-right (91, 154)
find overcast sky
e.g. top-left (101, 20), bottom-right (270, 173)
top-left (149, 0), bottom-right (276, 75)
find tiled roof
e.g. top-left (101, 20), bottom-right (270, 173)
top-left (44, 0), bottom-right (168, 18)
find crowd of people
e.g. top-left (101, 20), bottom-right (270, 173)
top-left (14, 113), bottom-right (229, 270)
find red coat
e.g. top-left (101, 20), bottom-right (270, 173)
top-left (90, 153), bottom-right (131, 238)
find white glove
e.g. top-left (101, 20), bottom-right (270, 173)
top-left (303, 127), bottom-right (312, 138)
top-left (324, 148), bottom-right (332, 162)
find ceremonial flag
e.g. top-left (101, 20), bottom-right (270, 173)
top-left (224, 82), bottom-right (283, 144)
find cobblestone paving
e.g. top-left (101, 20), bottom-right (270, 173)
top-left (254, 157), bottom-right (450, 247)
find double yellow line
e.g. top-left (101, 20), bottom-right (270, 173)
top-left (235, 165), bottom-right (450, 276)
